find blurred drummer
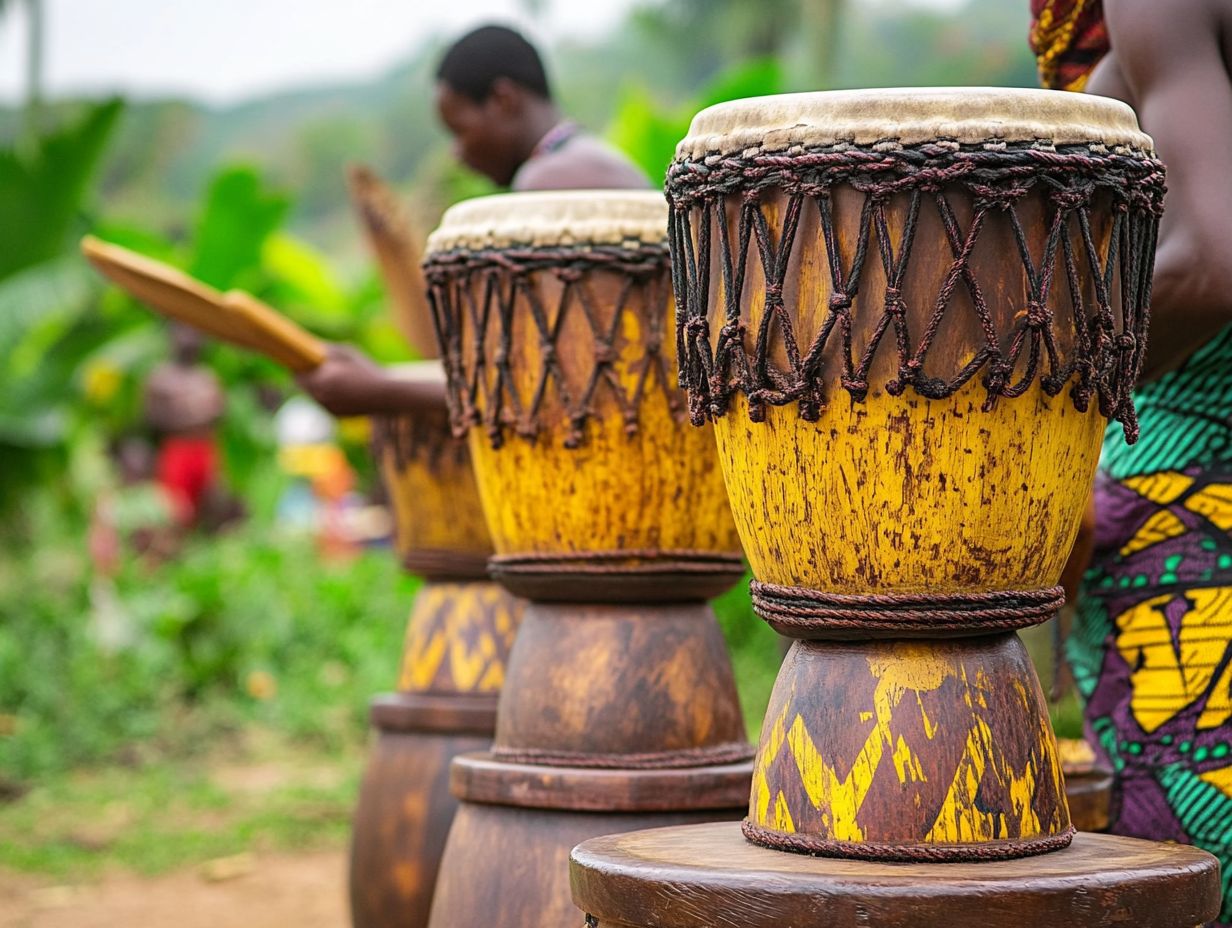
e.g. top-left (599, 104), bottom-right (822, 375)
top-left (435, 24), bottom-right (649, 192)
top-left (1031, 1), bottom-right (1232, 922)
top-left (298, 23), bottom-right (650, 415)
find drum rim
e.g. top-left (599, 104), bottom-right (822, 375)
top-left (675, 87), bottom-right (1153, 160)
top-left (425, 189), bottom-right (668, 255)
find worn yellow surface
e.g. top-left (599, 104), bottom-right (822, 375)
top-left (379, 437), bottom-right (491, 560)
top-left (470, 390), bottom-right (739, 556)
top-left (398, 581), bottom-right (522, 694)
top-left (750, 640), bottom-right (1068, 845)
top-left (462, 261), bottom-right (740, 558)
top-left (714, 383), bottom-right (1103, 593)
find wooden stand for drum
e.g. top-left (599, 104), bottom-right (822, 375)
top-left (350, 367), bottom-right (522, 928)
top-left (422, 192), bottom-right (754, 927)
top-left (570, 90), bottom-right (1220, 928)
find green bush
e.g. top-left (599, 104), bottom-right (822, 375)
top-left (0, 498), bottom-right (417, 784)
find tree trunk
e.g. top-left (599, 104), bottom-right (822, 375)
top-left (23, 0), bottom-right (44, 142)
top-left (800, 0), bottom-right (844, 89)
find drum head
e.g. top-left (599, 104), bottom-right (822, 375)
top-left (676, 87), bottom-right (1152, 159)
top-left (426, 190), bottom-right (667, 255)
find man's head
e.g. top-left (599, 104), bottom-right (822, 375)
top-left (434, 25), bottom-right (557, 186)
top-left (169, 321), bottom-right (204, 366)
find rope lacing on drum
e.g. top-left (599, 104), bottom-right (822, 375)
top-left (425, 244), bottom-right (678, 448)
top-left (665, 140), bottom-right (1165, 444)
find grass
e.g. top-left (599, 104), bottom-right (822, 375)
top-left (0, 728), bottom-right (362, 879)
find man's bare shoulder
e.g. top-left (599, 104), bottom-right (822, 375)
top-left (1105, 0), bottom-right (1224, 56)
top-left (514, 135), bottom-right (651, 192)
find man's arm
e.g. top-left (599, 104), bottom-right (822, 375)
top-left (294, 344), bottom-right (447, 417)
top-left (1099, 0), bottom-right (1232, 379)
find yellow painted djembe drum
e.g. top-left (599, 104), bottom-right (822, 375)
top-left (350, 363), bottom-right (522, 928)
top-left (570, 89), bottom-right (1220, 928)
top-left (422, 192), bottom-right (753, 927)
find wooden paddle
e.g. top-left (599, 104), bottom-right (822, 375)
top-left (81, 235), bottom-right (327, 373)
top-left (346, 164), bottom-right (439, 360)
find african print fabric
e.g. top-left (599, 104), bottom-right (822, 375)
top-left (1074, 325), bottom-right (1232, 927)
top-left (1029, 0), bottom-right (1110, 91)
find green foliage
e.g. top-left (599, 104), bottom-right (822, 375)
top-left (0, 737), bottom-right (361, 877)
top-left (628, 0), bottom-right (799, 89)
top-left (0, 99), bottom-right (121, 278)
top-left (713, 577), bottom-right (782, 739)
top-left (606, 87), bottom-right (685, 186)
top-left (0, 99), bottom-right (124, 495)
top-left (0, 146), bottom-right (406, 514)
top-left (0, 254), bottom-right (97, 447)
top-left (832, 1), bottom-right (1037, 90)
top-left (608, 57), bottom-right (785, 184)
top-left (189, 166), bottom-right (291, 290)
top-left (0, 500), bottom-right (415, 785)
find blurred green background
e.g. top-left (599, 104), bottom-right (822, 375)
top-left (0, 0), bottom-right (1047, 884)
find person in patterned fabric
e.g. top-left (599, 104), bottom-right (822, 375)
top-left (1030, 1), bottom-right (1232, 922)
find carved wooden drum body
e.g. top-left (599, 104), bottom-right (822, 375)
top-left (373, 363), bottom-right (492, 580)
top-left (426, 191), bottom-right (743, 602)
top-left (666, 87), bottom-right (1165, 860)
top-left (423, 192), bottom-right (753, 928)
top-left (570, 87), bottom-right (1220, 928)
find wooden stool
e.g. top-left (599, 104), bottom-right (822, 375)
top-left (571, 89), bottom-right (1219, 925)
top-left (349, 365), bottom-right (522, 928)
top-left (572, 824), bottom-right (1217, 928)
top-left (422, 192), bottom-right (753, 927)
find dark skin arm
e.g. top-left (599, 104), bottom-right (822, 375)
top-left (1059, 0), bottom-right (1232, 621)
top-left (294, 343), bottom-right (446, 417)
top-left (1089, 0), bottom-right (1232, 380)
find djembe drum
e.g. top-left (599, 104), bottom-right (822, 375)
top-left (349, 363), bottom-right (522, 928)
top-left (422, 191), bottom-right (753, 927)
top-left (570, 89), bottom-right (1220, 927)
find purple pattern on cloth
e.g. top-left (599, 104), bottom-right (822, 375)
top-left (1114, 768), bottom-right (1189, 842)
top-left (1076, 467), bottom-right (1232, 927)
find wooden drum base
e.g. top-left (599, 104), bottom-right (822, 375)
top-left (348, 578), bottom-right (520, 928)
top-left (428, 801), bottom-right (744, 928)
top-left (424, 595), bottom-right (755, 928)
top-left (570, 822), bottom-right (1222, 928)
top-left (349, 693), bottom-right (497, 928)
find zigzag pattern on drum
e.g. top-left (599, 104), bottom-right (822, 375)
top-left (747, 652), bottom-right (1069, 858)
top-left (666, 141), bottom-right (1165, 443)
top-left (425, 244), bottom-right (679, 449)
top-left (398, 582), bottom-right (520, 694)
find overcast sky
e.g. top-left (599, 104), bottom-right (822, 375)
top-left (0, 0), bottom-right (966, 106)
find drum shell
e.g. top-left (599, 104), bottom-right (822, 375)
top-left (452, 263), bottom-right (741, 569)
top-left (373, 410), bottom-right (492, 579)
top-left (691, 185), bottom-right (1115, 594)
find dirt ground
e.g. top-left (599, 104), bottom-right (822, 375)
top-left (0, 849), bottom-right (348, 928)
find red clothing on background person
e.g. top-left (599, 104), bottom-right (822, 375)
top-left (155, 434), bottom-right (219, 524)
top-left (144, 324), bottom-right (225, 527)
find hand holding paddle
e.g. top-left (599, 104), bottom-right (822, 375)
top-left (82, 235), bottom-right (445, 417)
top-left (80, 235), bottom-right (326, 373)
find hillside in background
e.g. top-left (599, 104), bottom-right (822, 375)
top-left (1, 0), bottom-right (1038, 266)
